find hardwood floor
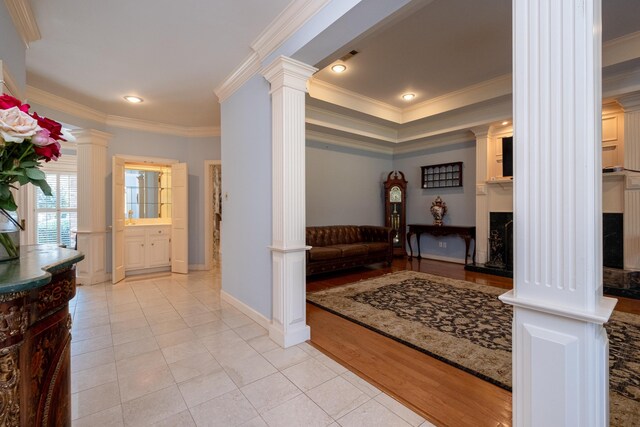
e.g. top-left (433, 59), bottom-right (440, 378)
top-left (306, 258), bottom-right (640, 427)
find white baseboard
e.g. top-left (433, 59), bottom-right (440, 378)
top-left (416, 253), bottom-right (466, 264)
top-left (189, 264), bottom-right (209, 271)
top-left (220, 290), bottom-right (271, 330)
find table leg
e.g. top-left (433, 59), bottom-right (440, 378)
top-left (463, 236), bottom-right (471, 265)
top-left (416, 232), bottom-right (422, 259)
top-left (407, 231), bottom-right (415, 259)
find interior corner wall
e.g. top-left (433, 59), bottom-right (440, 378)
top-left (24, 101), bottom-right (221, 271)
top-left (393, 139), bottom-right (477, 262)
top-left (220, 74), bottom-right (272, 319)
top-left (0, 2), bottom-right (27, 92)
top-left (306, 140), bottom-right (392, 226)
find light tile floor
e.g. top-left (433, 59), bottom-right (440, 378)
top-left (70, 268), bottom-right (435, 427)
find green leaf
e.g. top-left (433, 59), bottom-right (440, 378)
top-left (34, 179), bottom-right (52, 196)
top-left (20, 161), bottom-right (37, 168)
top-left (0, 197), bottom-right (17, 211)
top-left (25, 168), bottom-right (45, 180)
top-left (0, 170), bottom-right (24, 176)
top-left (0, 185), bottom-right (10, 200)
top-left (16, 175), bottom-right (29, 185)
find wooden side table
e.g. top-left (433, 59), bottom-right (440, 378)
top-left (0, 245), bottom-right (83, 426)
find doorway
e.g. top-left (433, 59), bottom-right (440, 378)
top-left (204, 160), bottom-right (222, 270)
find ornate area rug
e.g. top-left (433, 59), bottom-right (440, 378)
top-left (307, 270), bottom-right (640, 426)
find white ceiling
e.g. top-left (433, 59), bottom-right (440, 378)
top-left (23, 0), bottom-right (640, 131)
top-left (26, 0), bottom-right (291, 127)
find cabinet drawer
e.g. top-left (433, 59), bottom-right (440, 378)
top-left (148, 227), bottom-right (171, 236)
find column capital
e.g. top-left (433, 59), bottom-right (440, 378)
top-left (261, 56), bottom-right (317, 93)
top-left (470, 125), bottom-right (492, 140)
top-left (617, 91), bottom-right (640, 112)
top-left (73, 129), bottom-right (112, 146)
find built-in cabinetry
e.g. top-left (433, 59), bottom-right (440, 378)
top-left (124, 225), bottom-right (171, 272)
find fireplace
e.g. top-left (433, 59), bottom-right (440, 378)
top-left (485, 212), bottom-right (513, 271)
top-left (465, 212), bottom-right (513, 277)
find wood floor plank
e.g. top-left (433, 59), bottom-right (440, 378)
top-left (307, 258), bottom-right (638, 427)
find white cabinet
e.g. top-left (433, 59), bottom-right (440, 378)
top-left (124, 225), bottom-right (171, 271)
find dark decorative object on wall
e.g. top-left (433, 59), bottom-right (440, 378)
top-left (421, 162), bottom-right (462, 189)
top-left (501, 136), bottom-right (514, 177)
top-left (384, 171), bottom-right (408, 257)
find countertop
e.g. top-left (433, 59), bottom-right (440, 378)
top-left (0, 244), bottom-right (84, 293)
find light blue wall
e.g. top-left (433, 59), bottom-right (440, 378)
top-left (220, 75), bottom-right (273, 318)
top-left (27, 102), bottom-right (221, 269)
top-left (0, 2), bottom-right (26, 92)
top-left (393, 139), bottom-right (476, 261)
top-left (306, 140), bottom-right (392, 226)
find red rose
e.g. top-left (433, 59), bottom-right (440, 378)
top-left (31, 112), bottom-right (64, 141)
top-left (34, 142), bottom-right (61, 162)
top-left (0, 94), bottom-right (29, 113)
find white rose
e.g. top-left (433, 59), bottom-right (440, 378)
top-left (0, 106), bottom-right (40, 143)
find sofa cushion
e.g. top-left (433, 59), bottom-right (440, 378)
top-left (308, 246), bottom-right (342, 261)
top-left (332, 244), bottom-right (368, 257)
top-left (361, 242), bottom-right (389, 255)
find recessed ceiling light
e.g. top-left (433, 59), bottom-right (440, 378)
top-left (401, 93), bottom-right (416, 101)
top-left (331, 64), bottom-right (347, 73)
top-left (501, 121), bottom-right (509, 125)
top-left (124, 95), bottom-right (144, 103)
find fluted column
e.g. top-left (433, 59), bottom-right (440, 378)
top-left (618, 92), bottom-right (640, 271)
top-left (262, 56), bottom-right (317, 348)
top-left (471, 126), bottom-right (491, 264)
top-left (75, 129), bottom-right (111, 285)
top-left (500, 1), bottom-right (616, 426)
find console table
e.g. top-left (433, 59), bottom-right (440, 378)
top-left (0, 245), bottom-right (83, 427)
top-left (407, 224), bottom-right (476, 265)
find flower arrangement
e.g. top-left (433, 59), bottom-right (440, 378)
top-left (0, 93), bottom-right (73, 259)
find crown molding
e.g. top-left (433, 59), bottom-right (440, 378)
top-left (0, 60), bottom-right (22, 98)
top-left (105, 115), bottom-right (220, 137)
top-left (308, 78), bottom-right (403, 122)
top-left (4, 0), bottom-right (40, 47)
top-left (306, 105), bottom-right (398, 142)
top-left (216, 0), bottom-right (332, 103)
top-left (251, 0), bottom-right (331, 60)
top-left (402, 74), bottom-right (512, 123)
top-left (215, 52), bottom-right (261, 103)
top-left (308, 74), bottom-right (512, 125)
top-left (392, 130), bottom-right (473, 155)
top-left (603, 31), bottom-right (640, 68)
top-left (306, 130), bottom-right (393, 155)
top-left (72, 129), bottom-right (112, 147)
top-left (26, 86), bottom-right (220, 137)
top-left (603, 68), bottom-right (640, 99)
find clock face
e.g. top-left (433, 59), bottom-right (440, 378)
top-left (390, 186), bottom-right (402, 203)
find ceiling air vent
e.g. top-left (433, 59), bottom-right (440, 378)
top-left (339, 50), bottom-right (359, 62)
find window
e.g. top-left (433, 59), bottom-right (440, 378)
top-left (34, 172), bottom-right (77, 247)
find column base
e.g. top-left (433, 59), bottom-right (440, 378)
top-left (501, 291), bottom-right (615, 427)
top-left (269, 323), bottom-right (310, 348)
top-left (75, 231), bottom-right (108, 285)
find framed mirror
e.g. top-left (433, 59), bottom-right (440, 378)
top-left (124, 164), bottom-right (172, 220)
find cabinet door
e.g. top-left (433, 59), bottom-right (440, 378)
top-left (124, 236), bottom-right (146, 270)
top-left (148, 235), bottom-right (171, 267)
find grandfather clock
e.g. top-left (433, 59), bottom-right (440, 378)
top-left (384, 171), bottom-right (408, 256)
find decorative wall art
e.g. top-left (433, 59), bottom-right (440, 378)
top-left (421, 162), bottom-right (463, 189)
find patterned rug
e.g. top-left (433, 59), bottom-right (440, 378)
top-left (307, 270), bottom-right (640, 426)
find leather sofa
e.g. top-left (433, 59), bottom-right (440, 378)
top-left (306, 225), bottom-right (393, 275)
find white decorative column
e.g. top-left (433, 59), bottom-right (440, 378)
top-left (262, 56), bottom-right (317, 348)
top-left (472, 126), bottom-right (491, 264)
top-left (75, 129), bottom-right (111, 285)
top-left (618, 92), bottom-right (640, 271)
top-left (500, 1), bottom-right (616, 426)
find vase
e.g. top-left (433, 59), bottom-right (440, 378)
top-left (0, 210), bottom-right (20, 261)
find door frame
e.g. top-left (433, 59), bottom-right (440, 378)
top-left (204, 160), bottom-right (221, 271)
